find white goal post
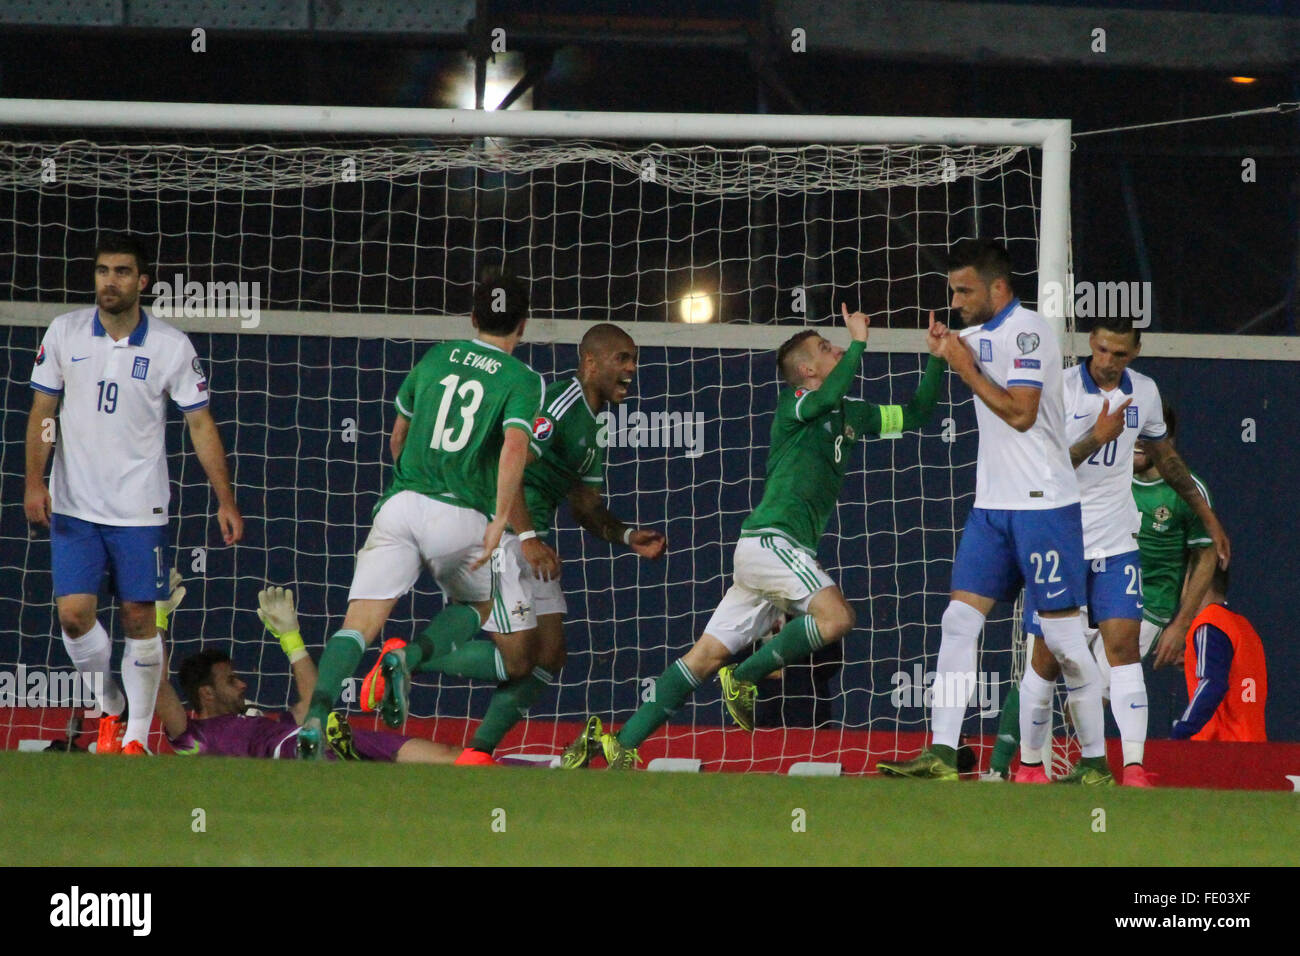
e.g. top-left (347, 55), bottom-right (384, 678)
top-left (2, 99), bottom-right (1078, 770)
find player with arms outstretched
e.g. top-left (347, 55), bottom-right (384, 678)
top-left (1017, 320), bottom-right (1229, 785)
top-left (878, 239), bottom-right (1111, 784)
top-left (562, 304), bottom-right (947, 768)
top-left (25, 232), bottom-right (243, 756)
top-left (299, 267), bottom-right (545, 757)
top-left (153, 578), bottom-right (456, 762)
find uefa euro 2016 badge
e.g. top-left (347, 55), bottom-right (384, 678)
top-left (532, 416), bottom-right (554, 442)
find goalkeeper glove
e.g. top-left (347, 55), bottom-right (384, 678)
top-left (258, 586), bottom-right (308, 663)
top-left (156, 569), bottom-right (186, 630)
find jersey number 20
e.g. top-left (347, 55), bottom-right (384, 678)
top-left (429, 374), bottom-right (485, 452)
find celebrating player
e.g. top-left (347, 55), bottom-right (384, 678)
top-left (298, 267), bottom-right (545, 757)
top-left (561, 302), bottom-right (947, 769)
top-left (878, 239), bottom-right (1111, 784)
top-left (1134, 407), bottom-right (1219, 669)
top-left (25, 232), bottom-right (243, 756)
top-left (411, 323), bottom-right (667, 764)
top-left (153, 580), bottom-right (455, 762)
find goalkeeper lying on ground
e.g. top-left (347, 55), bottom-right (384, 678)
top-left (152, 574), bottom-right (456, 763)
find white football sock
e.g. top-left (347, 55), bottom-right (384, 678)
top-left (121, 634), bottom-right (164, 745)
top-left (1018, 665), bottom-right (1054, 765)
top-left (1110, 662), bottom-right (1148, 766)
top-left (62, 621), bottom-right (125, 716)
top-left (1039, 613), bottom-right (1106, 759)
top-left (1086, 626), bottom-right (1112, 698)
top-left (930, 601), bottom-right (985, 750)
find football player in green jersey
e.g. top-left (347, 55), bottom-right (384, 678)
top-left (454, 323), bottom-right (668, 763)
top-left (562, 304), bottom-right (947, 769)
top-left (299, 268), bottom-right (546, 757)
top-left (1133, 404), bottom-right (1217, 669)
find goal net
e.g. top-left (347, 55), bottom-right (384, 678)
top-left (0, 102), bottom-right (1071, 771)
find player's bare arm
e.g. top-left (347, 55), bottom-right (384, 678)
top-left (389, 412), bottom-right (411, 461)
top-left (472, 425), bottom-right (531, 570)
top-left (23, 389), bottom-right (59, 527)
top-left (1069, 396), bottom-right (1134, 467)
top-left (184, 406), bottom-right (244, 546)
top-left (938, 331), bottom-right (1040, 431)
top-left (506, 486), bottom-right (560, 582)
top-left (568, 483), bottom-right (666, 559)
top-left (1144, 437), bottom-right (1230, 568)
top-left (1154, 544), bottom-right (1217, 669)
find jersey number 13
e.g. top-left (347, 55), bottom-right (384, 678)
top-left (429, 374), bottom-right (485, 452)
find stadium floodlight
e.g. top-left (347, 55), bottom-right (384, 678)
top-left (0, 99), bottom-right (1071, 771)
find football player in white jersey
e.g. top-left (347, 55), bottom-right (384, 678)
top-left (878, 239), bottom-right (1112, 784)
top-left (1022, 316), bottom-right (1229, 786)
top-left (24, 233), bottom-right (243, 755)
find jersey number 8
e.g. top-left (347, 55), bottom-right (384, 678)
top-left (429, 373), bottom-right (485, 453)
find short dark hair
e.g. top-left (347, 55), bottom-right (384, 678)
top-left (777, 330), bottom-right (820, 386)
top-left (94, 232), bottom-right (152, 277)
top-left (946, 239), bottom-right (1013, 288)
top-left (472, 265), bottom-right (529, 335)
top-left (1162, 401), bottom-right (1177, 441)
top-left (178, 649), bottom-right (231, 709)
top-left (1092, 314), bottom-right (1141, 346)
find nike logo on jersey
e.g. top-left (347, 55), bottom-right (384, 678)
top-left (132, 661), bottom-right (159, 668)
top-left (71, 355), bottom-right (90, 362)
top-left (1129, 703), bottom-right (1147, 709)
top-left (1031, 719), bottom-right (1048, 726)
top-left (1046, 588), bottom-right (1067, 599)
top-left (1072, 412), bottom-right (1091, 419)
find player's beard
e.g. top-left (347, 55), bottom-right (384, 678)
top-left (97, 288), bottom-right (138, 317)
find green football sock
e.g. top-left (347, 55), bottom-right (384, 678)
top-left (406, 604), bottom-right (482, 672)
top-left (307, 629), bottom-right (366, 726)
top-left (930, 743), bottom-right (958, 766)
top-left (617, 658), bottom-right (700, 748)
top-left (732, 614), bottom-right (825, 684)
top-left (990, 682), bottom-right (1021, 775)
top-left (470, 667), bottom-right (553, 753)
top-left (423, 639), bottom-right (508, 682)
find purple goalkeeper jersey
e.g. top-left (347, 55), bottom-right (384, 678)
top-left (168, 712), bottom-right (407, 761)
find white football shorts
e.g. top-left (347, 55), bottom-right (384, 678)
top-left (348, 490), bottom-right (536, 633)
top-left (703, 533), bottom-right (835, 654)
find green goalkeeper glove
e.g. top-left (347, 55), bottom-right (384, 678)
top-left (156, 569), bottom-right (186, 630)
top-left (257, 586), bottom-right (308, 663)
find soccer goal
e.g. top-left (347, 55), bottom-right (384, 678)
top-left (0, 100), bottom-right (1072, 771)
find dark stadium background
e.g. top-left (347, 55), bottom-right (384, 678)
top-left (1, 0), bottom-right (1296, 740)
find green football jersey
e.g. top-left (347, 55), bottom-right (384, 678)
top-left (523, 377), bottom-right (606, 539)
top-left (380, 338), bottom-right (544, 518)
top-left (740, 344), bottom-right (946, 553)
top-left (1132, 472), bottom-right (1212, 625)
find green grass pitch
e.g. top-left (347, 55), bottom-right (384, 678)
top-left (1, 751), bottom-right (1292, 866)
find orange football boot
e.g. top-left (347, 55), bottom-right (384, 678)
top-left (96, 713), bottom-right (125, 755)
top-left (360, 638), bottom-right (407, 712)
